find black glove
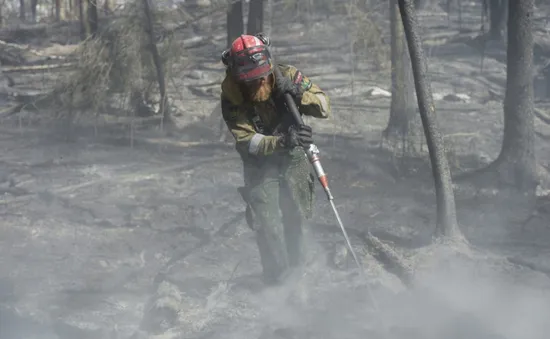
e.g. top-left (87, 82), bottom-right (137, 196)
top-left (279, 124), bottom-right (314, 149)
top-left (274, 75), bottom-right (304, 103)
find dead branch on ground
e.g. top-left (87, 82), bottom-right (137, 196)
top-left (46, 0), bottom-right (185, 132)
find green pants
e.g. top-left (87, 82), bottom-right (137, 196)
top-left (240, 148), bottom-right (315, 284)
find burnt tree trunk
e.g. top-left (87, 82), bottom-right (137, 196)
top-left (384, 0), bottom-right (417, 147)
top-left (71, 0), bottom-right (78, 19)
top-left (142, 0), bottom-right (172, 127)
top-left (67, 0), bottom-right (73, 20)
top-left (247, 0), bottom-right (264, 35)
top-left (19, 0), bottom-right (25, 21)
top-left (227, 0), bottom-right (244, 47)
top-left (30, 0), bottom-right (37, 22)
top-left (492, 0), bottom-right (537, 192)
top-left (398, 0), bottom-right (463, 240)
top-left (79, 0), bottom-right (88, 40)
top-left (104, 0), bottom-right (112, 14)
top-left (488, 0), bottom-right (508, 40)
top-left (86, 0), bottom-right (98, 36)
top-left (55, 0), bottom-right (61, 21)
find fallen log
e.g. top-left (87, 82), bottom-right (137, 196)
top-left (0, 88), bottom-right (52, 110)
top-left (507, 256), bottom-right (550, 278)
top-left (313, 221), bottom-right (416, 287)
top-left (0, 40), bottom-right (67, 60)
top-left (359, 231), bottom-right (415, 287)
top-left (0, 103), bottom-right (24, 117)
top-left (2, 62), bottom-right (76, 72)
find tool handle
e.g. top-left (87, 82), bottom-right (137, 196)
top-left (272, 65), bottom-right (333, 200)
top-left (272, 66), bottom-right (305, 127)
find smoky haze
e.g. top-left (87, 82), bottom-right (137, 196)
top-left (0, 0), bottom-right (550, 339)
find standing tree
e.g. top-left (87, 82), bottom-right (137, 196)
top-left (227, 1), bottom-right (243, 47)
top-left (19, 0), bottom-right (25, 21)
top-left (79, 0), bottom-right (98, 39)
top-left (142, 0), bottom-right (172, 127)
top-left (486, 0), bottom-right (508, 40)
top-left (87, 0), bottom-right (98, 35)
top-left (247, 0), bottom-right (264, 35)
top-left (483, 0), bottom-right (537, 192)
top-left (79, 0), bottom-right (87, 40)
top-left (104, 0), bottom-right (112, 14)
top-left (384, 0), bottom-right (417, 151)
top-left (30, 0), bottom-right (37, 22)
top-left (55, 0), bottom-right (63, 21)
top-left (398, 0), bottom-right (464, 240)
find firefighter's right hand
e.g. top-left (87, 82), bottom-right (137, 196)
top-left (279, 124), bottom-right (314, 149)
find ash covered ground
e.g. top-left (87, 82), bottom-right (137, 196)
top-left (1, 1), bottom-right (550, 339)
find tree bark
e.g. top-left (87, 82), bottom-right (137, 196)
top-left (247, 0), bottom-right (264, 35)
top-left (55, 0), bottom-right (61, 21)
top-left (227, 1), bottom-right (243, 47)
top-left (104, 0), bottom-right (112, 14)
top-left (30, 0), bottom-right (37, 22)
top-left (384, 0), bottom-right (417, 146)
top-left (79, 0), bottom-right (89, 40)
top-left (142, 0), bottom-right (172, 126)
top-left (71, 0), bottom-right (78, 20)
top-left (488, 0), bottom-right (508, 40)
top-left (398, 0), bottom-right (463, 240)
top-left (493, 0), bottom-right (537, 192)
top-left (359, 231), bottom-right (414, 287)
top-left (19, 0), bottom-right (25, 21)
top-left (87, 0), bottom-right (98, 36)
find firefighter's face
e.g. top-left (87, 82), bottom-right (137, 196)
top-left (242, 74), bottom-right (273, 102)
top-left (245, 75), bottom-right (269, 90)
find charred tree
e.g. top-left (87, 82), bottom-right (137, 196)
top-left (79, 0), bottom-right (88, 40)
top-left (384, 0), bottom-right (417, 148)
top-left (55, 0), bottom-right (62, 21)
top-left (490, 0), bottom-right (537, 192)
top-left (104, 0), bottom-right (112, 14)
top-left (71, 0), bottom-right (78, 19)
top-left (19, 0), bottom-right (25, 21)
top-left (142, 0), bottom-right (172, 127)
top-left (398, 0), bottom-right (463, 240)
top-left (487, 0), bottom-right (508, 40)
top-left (227, 1), bottom-right (244, 47)
top-left (247, 0), bottom-right (264, 35)
top-left (87, 0), bottom-right (98, 36)
top-left (79, 0), bottom-right (98, 39)
top-left (30, 0), bottom-right (37, 22)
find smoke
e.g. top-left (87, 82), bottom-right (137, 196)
top-left (226, 230), bottom-right (550, 339)
top-left (404, 247), bottom-right (550, 339)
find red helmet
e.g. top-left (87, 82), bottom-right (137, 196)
top-left (226, 34), bottom-right (273, 82)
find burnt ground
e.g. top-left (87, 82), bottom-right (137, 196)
top-left (1, 1), bottom-right (550, 339)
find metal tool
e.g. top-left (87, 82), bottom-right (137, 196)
top-left (270, 60), bottom-right (378, 309)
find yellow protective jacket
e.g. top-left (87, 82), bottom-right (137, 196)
top-left (220, 64), bottom-right (331, 160)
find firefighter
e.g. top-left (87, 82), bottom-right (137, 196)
top-left (220, 33), bottom-right (331, 285)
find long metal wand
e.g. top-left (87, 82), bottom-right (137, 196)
top-left (271, 64), bottom-right (378, 310)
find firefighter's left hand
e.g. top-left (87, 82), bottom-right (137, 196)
top-left (274, 75), bottom-right (303, 102)
top-left (280, 124), bottom-right (313, 149)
